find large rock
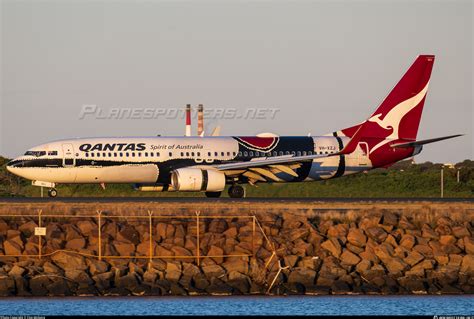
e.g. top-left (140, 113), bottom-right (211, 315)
top-left (93, 271), bottom-right (114, 291)
top-left (452, 226), bottom-right (471, 238)
top-left (356, 260), bottom-right (371, 274)
top-left (202, 264), bottom-right (225, 279)
top-left (327, 224), bottom-right (348, 241)
top-left (463, 236), bottom-right (474, 254)
top-left (366, 227), bottom-right (388, 243)
top-left (65, 269), bottom-right (94, 288)
top-left (51, 251), bottom-right (87, 271)
top-left (171, 246), bottom-right (193, 262)
top-left (18, 220), bottom-right (37, 236)
top-left (208, 219), bottom-right (228, 233)
top-left (288, 267), bottom-right (316, 292)
top-left (0, 277), bottom-right (15, 296)
top-left (115, 272), bottom-right (141, 294)
top-left (227, 271), bottom-right (250, 294)
top-left (113, 241), bottom-right (136, 256)
top-left (382, 211), bottom-right (399, 226)
top-left (205, 277), bottom-right (233, 295)
top-left (155, 245), bottom-right (174, 258)
top-left (207, 245), bottom-right (224, 264)
top-left (4, 239), bottom-right (23, 255)
top-left (400, 234), bottom-right (416, 249)
top-left (222, 259), bottom-right (248, 275)
top-left (76, 220), bottom-right (97, 236)
top-left (165, 262), bottom-right (182, 282)
top-left (285, 228), bottom-right (309, 242)
top-left (117, 225), bottom-right (140, 245)
top-left (404, 251), bottom-right (424, 266)
top-left (65, 238), bottom-right (86, 251)
top-left (347, 228), bottom-right (367, 247)
top-left (383, 257), bottom-right (407, 275)
top-left (29, 276), bottom-right (50, 296)
top-left (421, 224), bottom-right (438, 239)
top-left (439, 235), bottom-right (456, 246)
top-left (8, 265), bottom-right (25, 277)
top-left (460, 255), bottom-right (474, 274)
top-left (413, 244), bottom-right (434, 258)
top-left (321, 239), bottom-right (341, 258)
top-left (88, 259), bottom-right (109, 275)
top-left (340, 249), bottom-right (361, 266)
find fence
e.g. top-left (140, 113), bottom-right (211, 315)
top-left (0, 209), bottom-right (277, 267)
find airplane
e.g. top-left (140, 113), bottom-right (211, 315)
top-left (6, 55), bottom-right (462, 198)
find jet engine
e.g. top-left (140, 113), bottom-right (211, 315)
top-left (171, 168), bottom-right (226, 192)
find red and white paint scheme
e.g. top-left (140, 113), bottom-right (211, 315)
top-left (6, 55), bottom-right (462, 198)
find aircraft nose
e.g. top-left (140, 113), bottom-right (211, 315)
top-left (6, 159), bottom-right (22, 173)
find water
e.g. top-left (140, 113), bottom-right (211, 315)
top-left (0, 295), bottom-right (472, 316)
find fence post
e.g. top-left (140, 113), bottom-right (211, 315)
top-left (252, 215), bottom-right (256, 256)
top-left (97, 210), bottom-right (102, 260)
top-left (148, 210), bottom-right (153, 263)
top-left (38, 209), bottom-right (42, 259)
top-left (196, 210), bottom-right (200, 266)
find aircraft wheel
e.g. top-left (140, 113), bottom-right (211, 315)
top-left (228, 185), bottom-right (245, 198)
top-left (205, 191), bottom-right (222, 198)
top-left (48, 188), bottom-right (58, 198)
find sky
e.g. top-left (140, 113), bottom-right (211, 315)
top-left (1, 0), bottom-right (472, 163)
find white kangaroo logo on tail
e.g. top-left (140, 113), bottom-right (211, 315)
top-left (367, 81), bottom-right (429, 154)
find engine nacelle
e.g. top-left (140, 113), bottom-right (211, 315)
top-left (171, 168), bottom-right (226, 192)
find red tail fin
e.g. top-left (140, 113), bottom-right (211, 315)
top-left (335, 55), bottom-right (434, 141)
top-left (335, 55), bottom-right (435, 167)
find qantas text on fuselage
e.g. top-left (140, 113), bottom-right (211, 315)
top-left (6, 55), bottom-right (462, 198)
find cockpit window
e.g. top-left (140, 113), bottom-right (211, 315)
top-left (48, 151), bottom-right (58, 156)
top-left (24, 151), bottom-right (46, 157)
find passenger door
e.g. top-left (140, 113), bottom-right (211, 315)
top-left (62, 143), bottom-right (75, 167)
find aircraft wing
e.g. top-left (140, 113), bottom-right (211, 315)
top-left (215, 153), bottom-right (338, 171)
top-left (213, 128), bottom-right (363, 183)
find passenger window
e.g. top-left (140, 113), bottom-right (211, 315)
top-left (108, 152), bottom-right (112, 157)
top-left (238, 151), bottom-right (242, 156)
top-left (145, 152), bottom-right (148, 157)
top-left (132, 153), bottom-right (135, 157)
top-left (249, 151), bottom-right (253, 156)
top-left (208, 152), bottom-right (211, 157)
top-left (138, 153), bottom-right (141, 157)
top-left (244, 151), bottom-right (248, 157)
top-left (214, 152), bottom-right (218, 156)
top-left (191, 152), bottom-right (195, 157)
top-left (114, 153), bottom-right (117, 157)
top-left (85, 153), bottom-right (89, 157)
top-left (120, 152), bottom-right (123, 157)
top-left (297, 151), bottom-right (301, 156)
top-left (97, 153), bottom-right (101, 157)
top-left (103, 152), bottom-right (106, 157)
top-left (197, 152), bottom-right (201, 157)
top-left (221, 152), bottom-right (224, 156)
top-left (169, 152), bottom-right (172, 157)
top-left (126, 153), bottom-right (129, 157)
top-left (227, 152), bottom-right (230, 156)
top-left (157, 152), bottom-right (160, 157)
top-left (91, 153), bottom-right (95, 157)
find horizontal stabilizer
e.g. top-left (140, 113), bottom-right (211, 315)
top-left (390, 134), bottom-right (463, 148)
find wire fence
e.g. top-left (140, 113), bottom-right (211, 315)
top-left (0, 209), bottom-right (277, 268)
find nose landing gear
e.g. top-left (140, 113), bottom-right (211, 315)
top-left (48, 188), bottom-right (58, 198)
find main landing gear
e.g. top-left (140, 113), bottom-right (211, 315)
top-left (205, 191), bottom-right (222, 198)
top-left (48, 188), bottom-right (58, 198)
top-left (228, 185), bottom-right (245, 198)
